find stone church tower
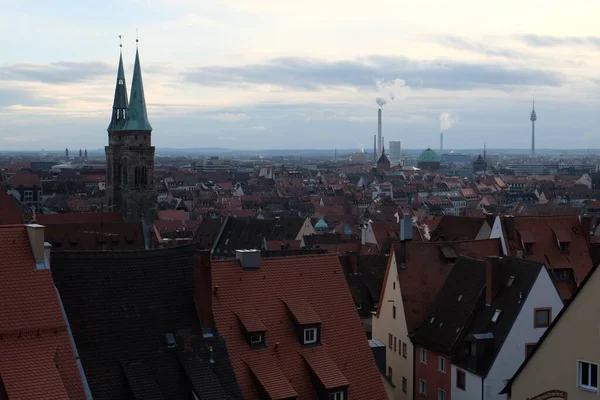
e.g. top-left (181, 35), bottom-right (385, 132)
top-left (105, 42), bottom-right (156, 222)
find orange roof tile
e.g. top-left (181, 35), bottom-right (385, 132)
top-left (0, 225), bottom-right (84, 398)
top-left (210, 254), bottom-right (387, 400)
top-left (245, 357), bottom-right (298, 399)
top-left (235, 309), bottom-right (267, 333)
top-left (282, 297), bottom-right (322, 325)
top-left (301, 348), bottom-right (349, 389)
top-left (8, 170), bottom-right (41, 188)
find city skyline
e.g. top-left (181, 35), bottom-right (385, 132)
top-left (3, 1), bottom-right (600, 150)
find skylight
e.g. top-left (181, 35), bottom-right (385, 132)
top-left (491, 309), bottom-right (502, 322)
top-left (506, 276), bottom-right (515, 287)
top-left (457, 295), bottom-right (463, 302)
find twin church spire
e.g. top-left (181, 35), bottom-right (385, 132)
top-left (108, 41), bottom-right (152, 133)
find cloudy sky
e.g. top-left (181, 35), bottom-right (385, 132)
top-left (2, 0), bottom-right (600, 151)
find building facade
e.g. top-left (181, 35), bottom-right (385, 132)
top-left (105, 45), bottom-right (156, 222)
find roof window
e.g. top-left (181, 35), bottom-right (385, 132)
top-left (491, 309), bottom-right (502, 323)
top-left (506, 276), bottom-right (515, 287)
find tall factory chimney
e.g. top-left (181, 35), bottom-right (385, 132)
top-left (530, 100), bottom-right (537, 156)
top-left (440, 132), bottom-right (444, 152)
top-left (373, 135), bottom-right (377, 163)
top-left (377, 108), bottom-right (382, 158)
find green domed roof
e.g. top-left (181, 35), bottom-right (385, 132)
top-left (419, 148), bottom-right (439, 162)
top-left (315, 218), bottom-right (328, 229)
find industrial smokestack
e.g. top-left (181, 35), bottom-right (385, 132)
top-left (373, 135), bottom-right (377, 163)
top-left (378, 108), bottom-right (382, 158)
top-left (440, 132), bottom-right (443, 152)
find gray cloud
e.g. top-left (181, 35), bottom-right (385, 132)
top-left (0, 88), bottom-right (56, 109)
top-left (435, 36), bottom-right (526, 59)
top-left (518, 35), bottom-right (600, 48)
top-left (184, 55), bottom-right (564, 91)
top-left (0, 61), bottom-right (112, 84)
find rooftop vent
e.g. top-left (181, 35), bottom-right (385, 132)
top-left (236, 249), bottom-right (261, 270)
top-left (165, 332), bottom-right (177, 348)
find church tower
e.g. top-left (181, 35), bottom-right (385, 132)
top-left (105, 40), bottom-right (156, 222)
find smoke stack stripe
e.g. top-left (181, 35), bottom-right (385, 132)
top-left (378, 108), bottom-right (382, 158)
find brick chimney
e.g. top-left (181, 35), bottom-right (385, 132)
top-left (347, 250), bottom-right (358, 274)
top-left (26, 223), bottom-right (50, 270)
top-left (581, 215), bottom-right (592, 247)
top-left (194, 250), bottom-right (214, 333)
top-left (486, 256), bottom-right (501, 306)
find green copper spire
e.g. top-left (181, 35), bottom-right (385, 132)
top-left (107, 49), bottom-right (129, 132)
top-left (123, 44), bottom-right (152, 132)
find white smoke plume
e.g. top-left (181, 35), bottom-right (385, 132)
top-left (389, 92), bottom-right (395, 100)
top-left (440, 112), bottom-right (459, 131)
top-left (376, 97), bottom-right (387, 108)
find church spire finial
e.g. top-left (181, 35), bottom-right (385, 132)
top-left (123, 39), bottom-right (152, 132)
top-left (119, 34), bottom-right (122, 49)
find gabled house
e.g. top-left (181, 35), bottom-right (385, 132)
top-left (372, 225), bottom-right (503, 400)
top-left (0, 224), bottom-right (86, 399)
top-left (499, 215), bottom-right (592, 300)
top-left (201, 251), bottom-right (388, 399)
top-left (411, 256), bottom-right (563, 400)
top-left (0, 186), bottom-right (22, 224)
top-left (7, 169), bottom-right (43, 211)
top-left (502, 263), bottom-right (600, 400)
top-left (50, 246), bottom-right (242, 399)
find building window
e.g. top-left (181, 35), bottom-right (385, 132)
top-left (402, 377), bottom-right (407, 393)
top-left (24, 190), bottom-right (33, 202)
top-left (250, 334), bottom-right (264, 345)
top-left (457, 370), bottom-right (466, 390)
top-left (402, 342), bottom-right (408, 358)
top-left (560, 242), bottom-right (569, 254)
top-left (355, 302), bottom-right (362, 310)
top-left (303, 328), bottom-right (317, 344)
top-left (524, 243), bottom-right (533, 254)
top-left (438, 389), bottom-right (446, 400)
top-left (389, 333), bottom-right (393, 349)
top-left (525, 343), bottom-right (536, 358)
top-left (553, 269), bottom-right (570, 282)
top-left (534, 308), bottom-right (551, 328)
top-left (329, 391), bottom-right (344, 400)
top-left (578, 361), bottom-right (598, 392)
top-left (438, 356), bottom-right (446, 373)
top-left (388, 366), bottom-right (393, 382)
top-left (393, 282), bottom-right (396, 290)
top-left (393, 305), bottom-right (396, 319)
top-left (420, 348), bottom-right (427, 364)
top-left (419, 379), bottom-right (427, 396)
top-left (394, 336), bottom-right (397, 352)
top-left (118, 78), bottom-right (124, 85)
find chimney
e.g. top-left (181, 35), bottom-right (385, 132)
top-left (347, 250), bottom-right (358, 274)
top-left (485, 256), bottom-right (501, 306)
top-left (236, 249), bottom-right (261, 270)
top-left (440, 132), bottom-right (443, 152)
top-left (373, 135), bottom-right (377, 163)
top-left (26, 224), bottom-right (49, 270)
top-left (194, 250), bottom-right (215, 334)
top-left (378, 108), bottom-right (382, 157)
top-left (505, 216), bottom-right (515, 241)
top-left (581, 215), bottom-right (592, 247)
top-left (400, 215), bottom-right (413, 241)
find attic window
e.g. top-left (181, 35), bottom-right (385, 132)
top-left (506, 276), bottom-right (515, 287)
top-left (491, 309), bottom-right (502, 323)
top-left (303, 328), bottom-right (318, 344)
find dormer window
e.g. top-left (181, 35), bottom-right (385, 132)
top-left (303, 327), bottom-right (318, 345)
top-left (524, 243), bottom-right (533, 254)
top-left (329, 391), bottom-right (345, 400)
top-left (118, 78), bottom-right (124, 85)
top-left (250, 334), bottom-right (264, 345)
top-left (560, 242), bottom-right (569, 254)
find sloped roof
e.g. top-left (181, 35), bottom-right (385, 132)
top-left (392, 239), bottom-right (504, 332)
top-left (210, 254), bottom-right (388, 399)
top-left (430, 216), bottom-right (485, 241)
top-left (44, 221), bottom-right (145, 251)
top-left (0, 225), bottom-right (84, 399)
top-left (35, 212), bottom-right (122, 225)
top-left (50, 246), bottom-right (241, 399)
top-left (0, 187), bottom-right (22, 224)
top-left (8, 170), bottom-right (41, 188)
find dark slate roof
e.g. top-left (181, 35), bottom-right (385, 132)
top-left (303, 233), bottom-right (360, 247)
top-left (430, 216), bottom-right (485, 241)
top-left (50, 246), bottom-right (242, 400)
top-left (267, 216), bottom-right (306, 241)
top-left (45, 221), bottom-right (145, 251)
top-left (339, 254), bottom-right (388, 316)
top-left (414, 256), bottom-right (543, 377)
top-left (193, 217), bottom-right (224, 250)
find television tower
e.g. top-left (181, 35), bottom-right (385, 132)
top-left (530, 100), bottom-right (537, 156)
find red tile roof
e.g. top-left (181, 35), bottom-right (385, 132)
top-left (35, 212), bottom-right (122, 225)
top-left (210, 254), bottom-right (388, 400)
top-left (8, 170), bottom-right (41, 188)
top-left (157, 209), bottom-right (187, 221)
top-left (235, 309), bottom-right (267, 333)
top-left (301, 348), bottom-right (349, 389)
top-left (385, 239), bottom-right (503, 332)
top-left (503, 215), bottom-right (592, 286)
top-left (0, 225), bottom-right (84, 399)
top-left (0, 187), bottom-right (22, 225)
top-left (245, 357), bottom-right (298, 399)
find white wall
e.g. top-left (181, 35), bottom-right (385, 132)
top-left (484, 267), bottom-right (564, 400)
top-left (452, 367), bottom-right (482, 400)
top-left (489, 217), bottom-right (507, 255)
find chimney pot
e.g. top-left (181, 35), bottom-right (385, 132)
top-left (486, 256), bottom-right (501, 306)
top-left (26, 224), bottom-right (48, 270)
top-left (400, 215), bottom-right (413, 241)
